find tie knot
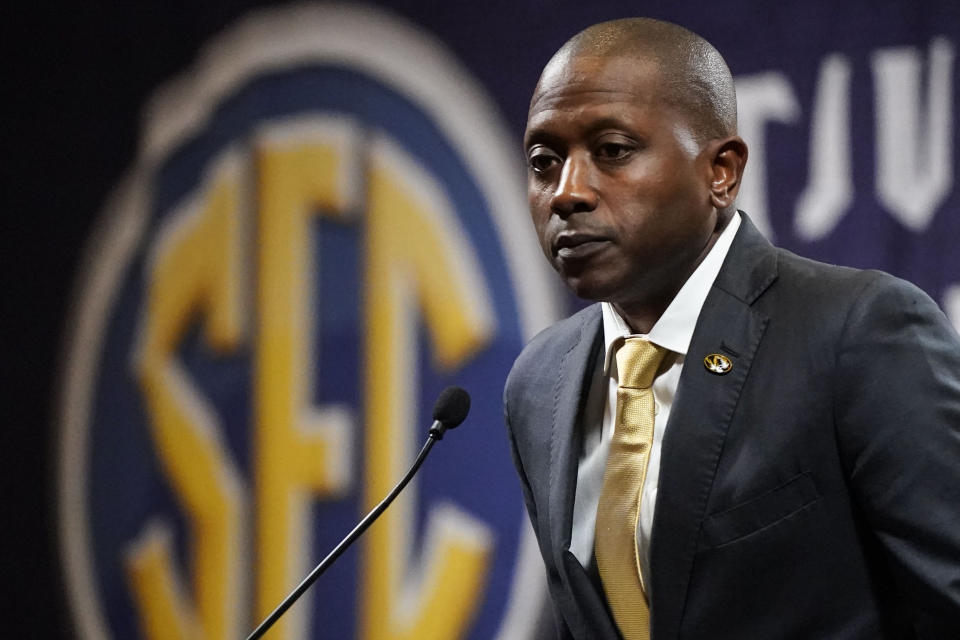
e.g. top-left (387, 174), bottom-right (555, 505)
top-left (615, 338), bottom-right (668, 389)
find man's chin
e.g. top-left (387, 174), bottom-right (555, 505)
top-left (560, 272), bottom-right (620, 304)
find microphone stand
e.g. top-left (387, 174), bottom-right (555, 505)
top-left (246, 429), bottom-right (445, 640)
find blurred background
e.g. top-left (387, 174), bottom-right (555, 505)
top-left (5, 1), bottom-right (958, 638)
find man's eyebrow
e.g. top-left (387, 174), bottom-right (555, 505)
top-left (524, 114), bottom-right (638, 149)
top-left (523, 127), bottom-right (561, 150)
top-left (582, 116), bottom-right (634, 134)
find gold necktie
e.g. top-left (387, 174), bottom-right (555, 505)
top-left (595, 337), bottom-right (668, 640)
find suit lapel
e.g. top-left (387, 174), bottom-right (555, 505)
top-left (546, 306), bottom-right (618, 636)
top-left (649, 215), bottom-right (778, 638)
top-left (547, 306), bottom-right (602, 555)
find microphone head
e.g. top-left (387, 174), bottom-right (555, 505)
top-left (432, 386), bottom-right (471, 429)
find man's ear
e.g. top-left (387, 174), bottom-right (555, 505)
top-left (708, 136), bottom-right (748, 210)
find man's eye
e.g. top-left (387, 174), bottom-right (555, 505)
top-left (527, 147), bottom-right (561, 173)
top-left (596, 142), bottom-right (632, 159)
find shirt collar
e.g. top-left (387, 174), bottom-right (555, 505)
top-left (602, 212), bottom-right (742, 375)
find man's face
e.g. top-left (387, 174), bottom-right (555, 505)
top-left (524, 54), bottom-right (720, 312)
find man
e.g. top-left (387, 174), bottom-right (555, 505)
top-left (503, 17), bottom-right (960, 639)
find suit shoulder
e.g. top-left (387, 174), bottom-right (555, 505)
top-left (515, 303), bottom-right (600, 364)
top-left (771, 249), bottom-right (953, 337)
top-left (773, 248), bottom-right (932, 303)
top-left (775, 248), bottom-right (872, 291)
top-left (505, 304), bottom-right (600, 397)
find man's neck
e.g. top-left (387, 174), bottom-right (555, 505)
top-left (611, 299), bottom-right (670, 335)
top-left (609, 210), bottom-right (737, 334)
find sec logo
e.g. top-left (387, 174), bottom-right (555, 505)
top-left (57, 5), bottom-right (559, 640)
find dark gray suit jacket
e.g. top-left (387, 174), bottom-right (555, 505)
top-left (504, 215), bottom-right (960, 639)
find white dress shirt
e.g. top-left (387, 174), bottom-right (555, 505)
top-left (569, 212), bottom-right (742, 594)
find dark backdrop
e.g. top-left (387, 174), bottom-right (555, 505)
top-left (6, 2), bottom-right (958, 637)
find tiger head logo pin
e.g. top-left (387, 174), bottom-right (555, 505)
top-left (703, 353), bottom-right (733, 375)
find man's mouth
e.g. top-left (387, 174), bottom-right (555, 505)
top-left (554, 232), bottom-right (610, 260)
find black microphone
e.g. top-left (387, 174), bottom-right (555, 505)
top-left (246, 386), bottom-right (471, 640)
top-left (428, 385), bottom-right (470, 439)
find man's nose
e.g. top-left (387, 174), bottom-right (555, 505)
top-left (550, 152), bottom-right (598, 216)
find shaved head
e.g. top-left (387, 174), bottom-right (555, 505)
top-left (538, 18), bottom-right (737, 143)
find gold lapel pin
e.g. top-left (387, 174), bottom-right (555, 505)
top-left (703, 353), bottom-right (733, 375)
